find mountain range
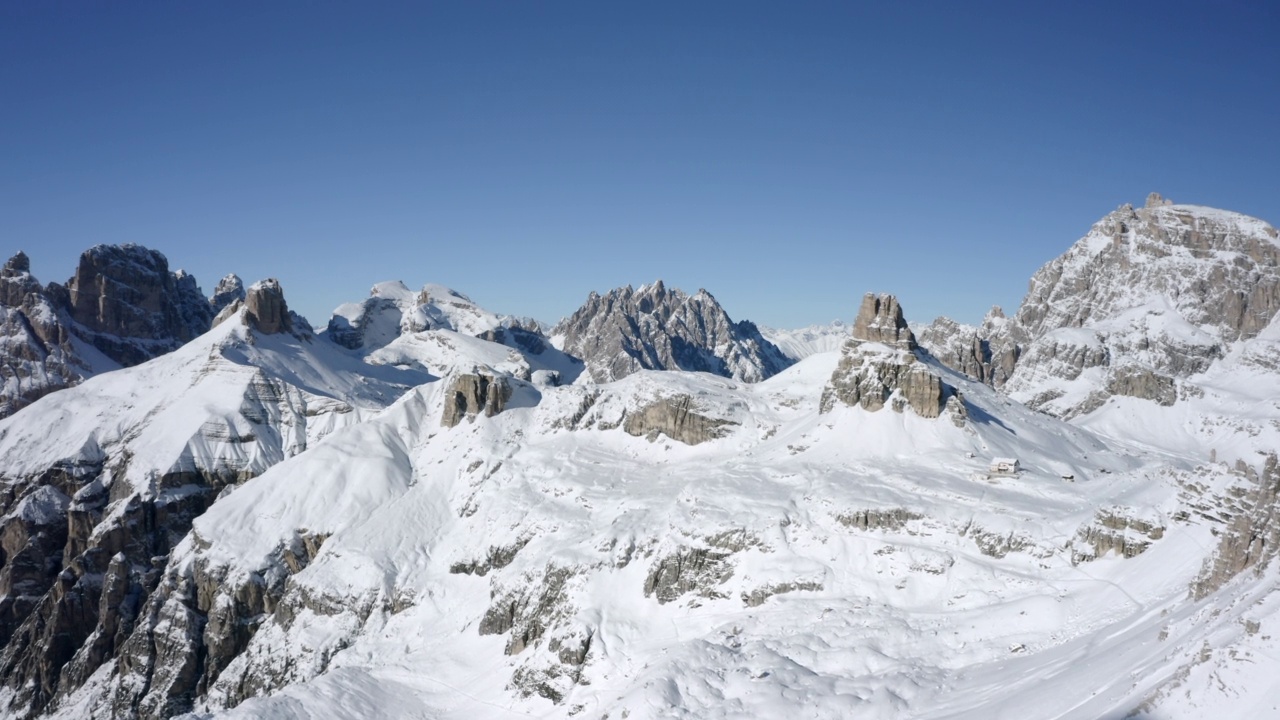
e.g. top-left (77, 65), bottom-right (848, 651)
top-left (0, 193), bottom-right (1278, 719)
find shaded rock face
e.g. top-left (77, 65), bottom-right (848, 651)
top-left (622, 394), bottom-right (735, 445)
top-left (210, 274), bottom-right (246, 313)
top-left (0, 362), bottom-right (346, 718)
top-left (822, 294), bottom-right (963, 421)
top-left (0, 245), bottom-right (227, 418)
top-left (54, 244), bottom-right (215, 366)
top-left (0, 464), bottom-right (245, 719)
top-left (0, 254), bottom-right (85, 418)
top-left (442, 372), bottom-right (512, 427)
top-left (554, 281), bottom-right (793, 384)
top-left (244, 279), bottom-right (292, 335)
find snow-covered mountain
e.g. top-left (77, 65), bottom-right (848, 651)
top-left (1, 195), bottom-right (1280, 719)
top-left (0, 278), bottom-right (424, 718)
top-left (759, 319), bottom-right (850, 360)
top-left (552, 281), bottom-right (793, 383)
top-left (918, 193), bottom-right (1280, 462)
top-left (0, 246), bottom-right (229, 419)
top-left (323, 280), bottom-right (584, 385)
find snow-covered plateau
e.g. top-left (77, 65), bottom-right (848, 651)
top-left (1, 194), bottom-right (1279, 719)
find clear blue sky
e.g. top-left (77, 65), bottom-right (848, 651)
top-left (3, 1), bottom-right (1277, 329)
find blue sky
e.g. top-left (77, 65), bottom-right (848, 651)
top-left (3, 1), bottom-right (1277, 329)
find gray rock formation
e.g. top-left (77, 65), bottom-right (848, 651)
top-left (243, 279), bottom-right (292, 335)
top-left (1193, 455), bottom-right (1280, 600)
top-left (0, 245), bottom-right (228, 418)
top-left (441, 372), bottom-right (512, 427)
top-left (622, 394), bottom-right (735, 445)
top-left (553, 281), bottom-right (793, 383)
top-left (209, 274), bottom-right (246, 313)
top-left (0, 330), bottom-right (378, 718)
top-left (50, 244), bottom-right (215, 367)
top-left (916, 197), bottom-right (1280, 418)
top-left (1106, 365), bottom-right (1178, 406)
top-left (852, 293), bottom-right (917, 350)
top-left (821, 294), bottom-right (964, 421)
top-left (0, 253), bottom-right (84, 418)
top-left (916, 307), bottom-right (1019, 387)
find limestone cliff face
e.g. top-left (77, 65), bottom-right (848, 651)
top-left (1193, 455), bottom-right (1280, 600)
top-left (821, 294), bottom-right (964, 422)
top-left (622, 394), bottom-right (735, 445)
top-left (915, 307), bottom-right (1019, 388)
top-left (209, 274), bottom-right (246, 313)
top-left (51, 244), bottom-right (215, 367)
top-left (0, 245), bottom-right (231, 418)
top-left (244, 279), bottom-right (292, 335)
top-left (851, 293), bottom-right (916, 350)
top-left (917, 197), bottom-right (1280, 418)
top-left (442, 372), bottom-right (512, 427)
top-left (0, 254), bottom-right (85, 418)
top-left (553, 281), bottom-right (793, 384)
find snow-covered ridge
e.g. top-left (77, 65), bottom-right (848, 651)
top-left (552, 280), bottom-right (794, 383)
top-left (759, 319), bottom-right (850, 360)
top-left (2, 196), bottom-right (1280, 719)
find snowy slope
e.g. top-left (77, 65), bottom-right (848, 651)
top-left (28, 342), bottom-right (1260, 720)
top-left (3, 197), bottom-right (1280, 720)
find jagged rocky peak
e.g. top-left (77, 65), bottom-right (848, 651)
top-left (554, 280), bottom-right (794, 383)
top-left (851, 293), bottom-right (917, 350)
top-left (2, 251), bottom-right (29, 276)
top-left (1017, 197), bottom-right (1280, 343)
top-left (1146, 191), bottom-right (1173, 208)
top-left (60, 244), bottom-right (207, 339)
top-left (915, 305), bottom-right (1019, 388)
top-left (39, 243), bottom-right (217, 367)
top-left (0, 252), bottom-right (84, 418)
top-left (0, 252), bottom-right (43, 308)
top-left (244, 278), bottom-right (292, 335)
top-left (210, 273), bottom-right (246, 312)
top-left (823, 294), bottom-right (964, 422)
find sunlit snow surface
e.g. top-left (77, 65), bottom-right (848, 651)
top-left (33, 339), bottom-right (1274, 719)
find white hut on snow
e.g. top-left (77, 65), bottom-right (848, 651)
top-left (990, 457), bottom-right (1020, 475)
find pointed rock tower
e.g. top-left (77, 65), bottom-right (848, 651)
top-left (821, 293), bottom-right (965, 422)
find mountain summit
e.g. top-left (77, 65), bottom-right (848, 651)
top-left (553, 281), bottom-right (793, 383)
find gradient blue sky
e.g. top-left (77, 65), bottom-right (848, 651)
top-left (3, 1), bottom-right (1277, 329)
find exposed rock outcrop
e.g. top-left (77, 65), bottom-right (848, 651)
top-left (822, 294), bottom-right (964, 421)
top-left (51, 244), bottom-right (215, 367)
top-left (442, 372), bottom-right (512, 427)
top-left (209, 274), bottom-right (246, 313)
top-left (553, 281), bottom-right (793, 383)
top-left (916, 306), bottom-right (1019, 387)
top-left (1106, 365), bottom-right (1178, 406)
top-left (243, 279), bottom-right (292, 335)
top-left (0, 253), bottom-right (83, 418)
top-left (852, 293), bottom-right (917, 350)
top-left (0, 245), bottom-right (229, 417)
top-left (917, 197), bottom-right (1280, 419)
top-left (1193, 456), bottom-right (1280, 599)
top-left (622, 394), bottom-right (735, 445)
